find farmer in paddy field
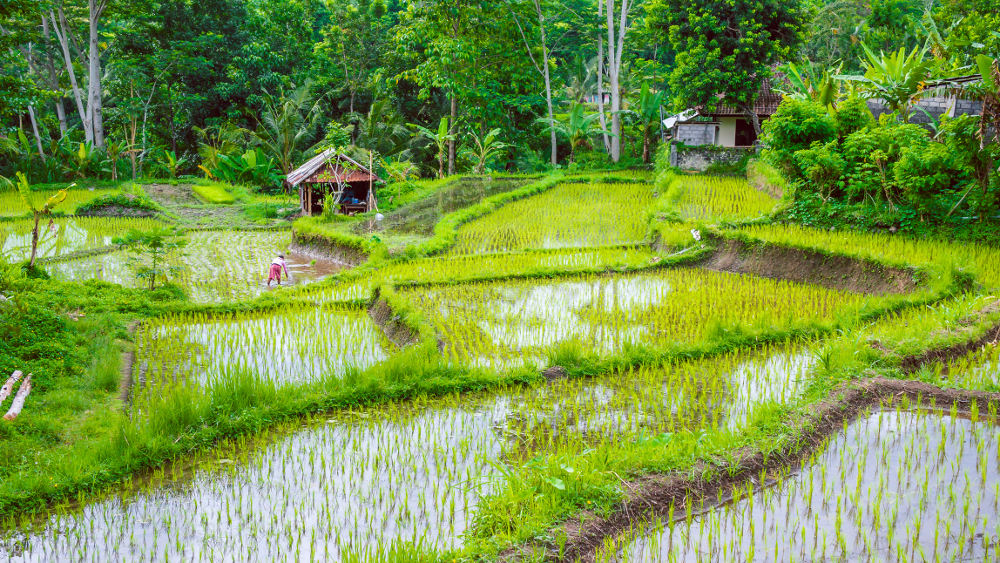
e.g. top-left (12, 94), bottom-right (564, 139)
top-left (267, 254), bottom-right (290, 286)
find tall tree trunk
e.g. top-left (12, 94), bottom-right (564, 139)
top-left (87, 0), bottom-right (107, 149)
top-left (531, 1), bottom-right (557, 167)
top-left (511, 1), bottom-right (558, 165)
top-left (606, 0), bottom-right (629, 163)
top-left (742, 105), bottom-right (762, 145)
top-left (51, 8), bottom-right (92, 143)
top-left (27, 105), bottom-right (46, 161)
top-left (448, 94), bottom-right (457, 176)
top-left (596, 0), bottom-right (610, 154)
top-left (41, 16), bottom-right (68, 137)
top-left (29, 213), bottom-right (40, 268)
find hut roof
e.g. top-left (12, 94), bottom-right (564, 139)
top-left (286, 149), bottom-right (382, 187)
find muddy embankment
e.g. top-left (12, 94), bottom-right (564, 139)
top-left (289, 235), bottom-right (369, 268)
top-left (697, 238), bottom-right (918, 295)
top-left (367, 293), bottom-right (420, 348)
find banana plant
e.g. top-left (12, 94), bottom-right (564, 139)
top-left (836, 43), bottom-right (933, 121)
top-left (410, 117), bottom-right (456, 179)
top-left (633, 83), bottom-right (666, 164)
top-left (3, 172), bottom-right (72, 268)
top-left (157, 150), bottom-right (189, 181)
top-left (461, 128), bottom-right (508, 174)
top-left (536, 103), bottom-right (604, 165)
top-left (780, 60), bottom-right (843, 109)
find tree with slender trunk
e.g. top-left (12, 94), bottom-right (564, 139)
top-left (4, 172), bottom-right (70, 269)
top-left (596, 0), bottom-right (610, 154)
top-left (509, 0), bottom-right (558, 166)
top-left (604, 0), bottom-right (633, 163)
top-left (86, 0), bottom-right (108, 149)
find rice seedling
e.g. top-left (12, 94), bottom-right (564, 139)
top-left (132, 306), bottom-right (391, 393)
top-left (0, 345), bottom-right (811, 561)
top-left (669, 175), bottom-right (777, 222)
top-left (599, 407), bottom-right (1000, 562)
top-left (403, 269), bottom-right (871, 369)
top-left (0, 216), bottom-right (164, 262)
top-left (449, 182), bottom-right (658, 255)
top-left (741, 223), bottom-right (1000, 288)
top-left (297, 246), bottom-right (660, 304)
top-left (0, 188), bottom-right (119, 217)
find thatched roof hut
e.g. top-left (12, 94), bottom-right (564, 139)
top-left (287, 149), bottom-right (382, 215)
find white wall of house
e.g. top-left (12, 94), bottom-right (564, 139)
top-left (717, 118), bottom-right (737, 147)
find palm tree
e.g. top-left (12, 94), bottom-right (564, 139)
top-left (254, 82), bottom-right (323, 191)
top-left (346, 99), bottom-right (410, 159)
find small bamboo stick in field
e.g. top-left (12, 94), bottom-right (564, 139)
top-left (4, 375), bottom-right (32, 420)
top-left (0, 370), bottom-right (23, 405)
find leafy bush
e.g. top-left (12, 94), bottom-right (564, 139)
top-left (895, 141), bottom-right (969, 217)
top-left (793, 141), bottom-right (847, 201)
top-left (761, 98), bottom-right (837, 177)
top-left (834, 95), bottom-right (874, 138)
top-left (840, 119), bottom-right (929, 203)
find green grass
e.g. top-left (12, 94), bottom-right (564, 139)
top-left (0, 188), bottom-right (120, 217)
top-left (191, 182), bottom-right (236, 204)
top-left (449, 181), bottom-right (658, 255)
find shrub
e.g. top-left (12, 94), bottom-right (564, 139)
top-left (792, 141), bottom-right (847, 201)
top-left (834, 95), bottom-right (874, 138)
top-left (75, 193), bottom-right (160, 217)
top-left (840, 119), bottom-right (930, 203)
top-left (895, 141), bottom-right (969, 217)
top-left (760, 98), bottom-right (837, 179)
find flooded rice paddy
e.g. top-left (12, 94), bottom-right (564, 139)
top-left (1, 346), bottom-right (812, 561)
top-left (404, 268), bottom-right (870, 369)
top-left (0, 217), bottom-right (164, 262)
top-left (601, 408), bottom-right (1000, 563)
top-left (45, 230), bottom-right (345, 302)
top-left (134, 306), bottom-right (392, 389)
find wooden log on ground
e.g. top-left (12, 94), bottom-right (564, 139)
top-left (0, 370), bottom-right (23, 405)
top-left (4, 375), bottom-right (32, 420)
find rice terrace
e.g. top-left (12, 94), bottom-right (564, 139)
top-left (2, 0), bottom-right (1000, 562)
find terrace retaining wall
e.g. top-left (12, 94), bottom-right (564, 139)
top-left (290, 235), bottom-right (368, 267)
top-left (699, 238), bottom-right (918, 295)
top-left (669, 144), bottom-right (752, 172)
top-left (368, 293), bottom-right (420, 348)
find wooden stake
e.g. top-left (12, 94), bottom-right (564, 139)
top-left (4, 375), bottom-right (32, 420)
top-left (0, 370), bottom-right (22, 405)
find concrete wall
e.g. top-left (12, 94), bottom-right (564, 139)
top-left (676, 122), bottom-right (717, 146)
top-left (669, 144), bottom-right (753, 172)
top-left (868, 97), bottom-right (982, 125)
